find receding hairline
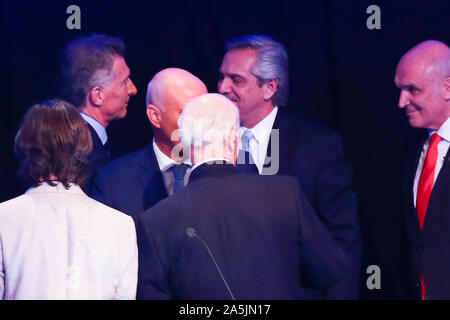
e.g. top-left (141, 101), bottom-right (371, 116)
top-left (146, 68), bottom-right (206, 107)
top-left (399, 40), bottom-right (450, 77)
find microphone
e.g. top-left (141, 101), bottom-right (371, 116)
top-left (186, 227), bottom-right (236, 300)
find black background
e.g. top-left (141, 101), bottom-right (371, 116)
top-left (1, 0), bottom-right (449, 299)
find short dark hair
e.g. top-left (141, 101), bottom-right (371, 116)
top-left (15, 99), bottom-right (93, 188)
top-left (60, 33), bottom-right (126, 108)
top-left (225, 34), bottom-right (289, 106)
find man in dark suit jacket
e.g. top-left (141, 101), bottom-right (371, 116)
top-left (90, 68), bottom-right (207, 218)
top-left (395, 40), bottom-right (450, 299)
top-left (59, 33), bottom-right (138, 178)
top-left (85, 123), bottom-right (110, 170)
top-left (137, 93), bottom-right (348, 299)
top-left (218, 34), bottom-right (360, 299)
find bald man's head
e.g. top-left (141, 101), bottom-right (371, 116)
top-left (146, 68), bottom-right (207, 111)
top-left (395, 40), bottom-right (450, 130)
top-left (145, 68), bottom-right (207, 156)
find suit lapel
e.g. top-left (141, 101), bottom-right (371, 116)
top-left (422, 145), bottom-right (450, 232)
top-left (407, 136), bottom-right (427, 232)
top-left (86, 122), bottom-right (110, 167)
top-left (261, 109), bottom-right (291, 175)
top-left (139, 145), bottom-right (168, 210)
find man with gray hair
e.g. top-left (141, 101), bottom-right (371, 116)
top-left (218, 34), bottom-right (360, 299)
top-left (137, 93), bottom-right (348, 300)
top-left (395, 40), bottom-right (450, 299)
top-left (60, 33), bottom-right (138, 172)
top-left (90, 68), bottom-right (207, 218)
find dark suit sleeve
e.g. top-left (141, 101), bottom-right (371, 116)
top-left (136, 212), bottom-right (172, 300)
top-left (291, 178), bottom-right (348, 288)
top-left (89, 169), bottom-right (114, 208)
top-left (315, 132), bottom-right (361, 299)
top-left (395, 154), bottom-right (418, 299)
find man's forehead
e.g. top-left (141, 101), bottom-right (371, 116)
top-left (171, 83), bottom-right (206, 107)
top-left (112, 55), bottom-right (129, 75)
top-left (221, 48), bottom-right (256, 72)
top-left (396, 58), bottom-right (426, 85)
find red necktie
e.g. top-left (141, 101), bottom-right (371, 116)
top-left (416, 133), bottom-right (442, 299)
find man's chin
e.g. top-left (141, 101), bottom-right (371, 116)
top-left (408, 117), bottom-right (425, 129)
top-left (120, 107), bottom-right (128, 118)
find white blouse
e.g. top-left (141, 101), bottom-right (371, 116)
top-left (0, 182), bottom-right (138, 300)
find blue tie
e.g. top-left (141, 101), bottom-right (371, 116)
top-left (242, 129), bottom-right (254, 153)
top-left (171, 164), bottom-right (189, 193)
top-left (241, 129), bottom-right (256, 168)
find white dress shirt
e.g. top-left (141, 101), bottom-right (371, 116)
top-left (413, 116), bottom-right (450, 207)
top-left (80, 112), bottom-right (108, 145)
top-left (0, 182), bottom-right (138, 300)
top-left (240, 107), bottom-right (278, 173)
top-left (153, 139), bottom-right (191, 195)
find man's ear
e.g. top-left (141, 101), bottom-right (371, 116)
top-left (443, 77), bottom-right (450, 101)
top-left (228, 125), bottom-right (238, 165)
top-left (262, 78), bottom-right (279, 101)
top-left (147, 104), bottom-right (162, 128)
top-left (88, 86), bottom-right (104, 106)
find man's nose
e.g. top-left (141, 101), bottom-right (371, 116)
top-left (398, 90), bottom-right (409, 109)
top-left (128, 79), bottom-right (138, 96)
top-left (218, 77), bottom-right (231, 94)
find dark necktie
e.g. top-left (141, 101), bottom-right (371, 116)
top-left (171, 164), bottom-right (189, 193)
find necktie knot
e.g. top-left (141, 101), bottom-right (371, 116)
top-left (171, 163), bottom-right (189, 182)
top-left (429, 133), bottom-right (442, 148)
top-left (242, 129), bottom-right (255, 152)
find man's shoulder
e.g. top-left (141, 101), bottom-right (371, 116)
top-left (96, 144), bottom-right (154, 176)
top-left (189, 170), bottom-right (300, 197)
top-left (142, 171), bottom-right (300, 225)
top-left (276, 108), bottom-right (341, 140)
top-left (237, 171), bottom-right (298, 185)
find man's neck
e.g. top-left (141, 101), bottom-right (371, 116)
top-left (241, 104), bottom-right (274, 128)
top-left (154, 135), bottom-right (183, 162)
top-left (191, 145), bottom-right (235, 167)
top-left (80, 106), bottom-right (107, 128)
top-left (431, 113), bottom-right (450, 132)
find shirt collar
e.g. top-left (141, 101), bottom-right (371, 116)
top-left (80, 112), bottom-right (108, 145)
top-left (240, 106), bottom-right (278, 145)
top-left (25, 182), bottom-right (85, 195)
top-left (152, 138), bottom-right (190, 172)
top-left (191, 158), bottom-right (231, 173)
top-left (429, 116), bottom-right (450, 142)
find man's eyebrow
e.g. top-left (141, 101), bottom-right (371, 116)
top-left (396, 81), bottom-right (418, 89)
top-left (229, 73), bottom-right (245, 79)
top-left (220, 70), bottom-right (243, 78)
